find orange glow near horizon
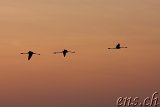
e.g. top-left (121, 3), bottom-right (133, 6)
top-left (0, 0), bottom-right (160, 107)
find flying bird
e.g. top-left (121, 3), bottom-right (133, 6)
top-left (21, 51), bottom-right (40, 60)
top-left (108, 43), bottom-right (127, 49)
top-left (54, 49), bottom-right (75, 57)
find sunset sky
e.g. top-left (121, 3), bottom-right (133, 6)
top-left (0, 0), bottom-right (160, 107)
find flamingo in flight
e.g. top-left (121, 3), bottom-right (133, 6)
top-left (108, 43), bottom-right (127, 49)
top-left (54, 49), bottom-right (75, 57)
top-left (21, 51), bottom-right (40, 60)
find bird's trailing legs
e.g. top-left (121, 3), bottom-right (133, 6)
top-left (108, 43), bottom-right (127, 49)
top-left (54, 49), bottom-right (75, 57)
top-left (21, 51), bottom-right (40, 60)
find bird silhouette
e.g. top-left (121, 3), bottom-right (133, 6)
top-left (108, 43), bottom-right (127, 49)
top-left (21, 51), bottom-right (40, 60)
top-left (54, 49), bottom-right (75, 57)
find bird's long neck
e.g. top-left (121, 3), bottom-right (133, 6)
top-left (33, 53), bottom-right (40, 55)
top-left (54, 52), bottom-right (63, 54)
top-left (108, 48), bottom-right (117, 49)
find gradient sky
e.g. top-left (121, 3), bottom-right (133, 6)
top-left (0, 0), bottom-right (160, 107)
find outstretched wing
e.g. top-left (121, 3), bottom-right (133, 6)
top-left (116, 43), bottom-right (120, 49)
top-left (28, 53), bottom-right (33, 60)
top-left (63, 52), bottom-right (67, 57)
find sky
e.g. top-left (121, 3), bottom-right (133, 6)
top-left (0, 0), bottom-right (160, 107)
